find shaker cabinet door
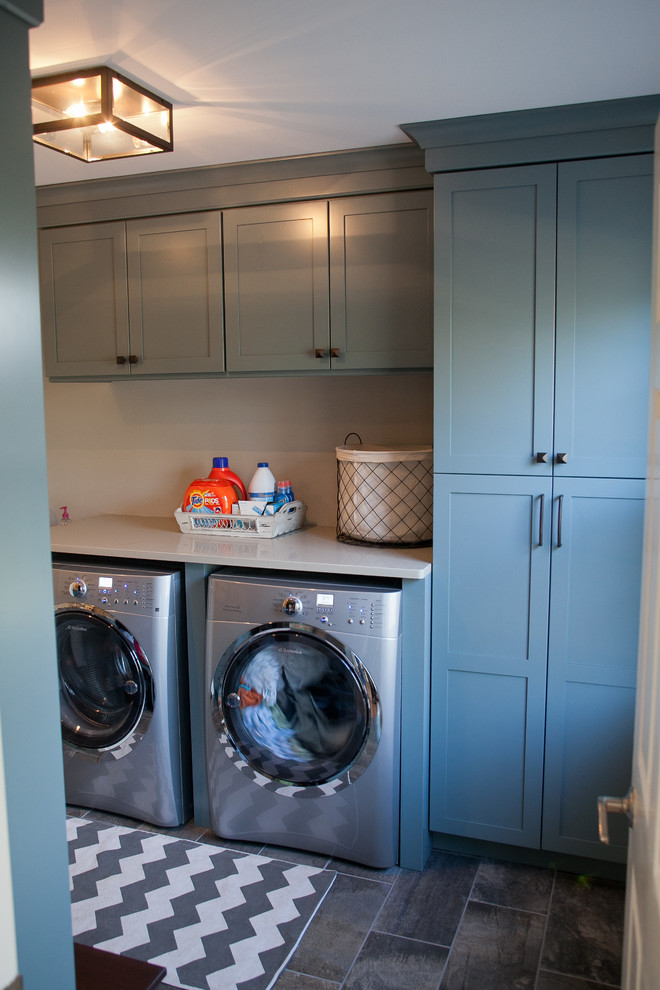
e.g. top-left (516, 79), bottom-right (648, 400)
top-left (554, 156), bottom-right (652, 480)
top-left (40, 222), bottom-right (130, 378)
top-left (542, 477), bottom-right (644, 862)
top-left (223, 201), bottom-right (330, 372)
top-left (430, 473), bottom-right (552, 847)
top-left (433, 165), bottom-right (557, 476)
top-left (329, 191), bottom-right (433, 370)
top-left (126, 212), bottom-right (224, 376)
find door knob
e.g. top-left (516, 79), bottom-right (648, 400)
top-left (330, 348), bottom-right (341, 359)
top-left (535, 452), bottom-right (549, 463)
top-left (315, 349), bottom-right (326, 359)
top-left (597, 787), bottom-right (635, 844)
top-left (556, 453), bottom-right (568, 464)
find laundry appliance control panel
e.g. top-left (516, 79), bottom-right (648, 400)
top-left (52, 565), bottom-right (177, 617)
top-left (209, 572), bottom-right (401, 639)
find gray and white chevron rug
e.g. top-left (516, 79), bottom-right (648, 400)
top-left (67, 817), bottom-right (335, 990)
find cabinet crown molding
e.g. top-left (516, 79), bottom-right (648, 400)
top-left (401, 94), bottom-right (660, 172)
top-left (36, 143), bottom-right (430, 228)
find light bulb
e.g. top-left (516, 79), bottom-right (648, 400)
top-left (65, 101), bottom-right (88, 118)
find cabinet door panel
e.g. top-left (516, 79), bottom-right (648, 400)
top-left (40, 223), bottom-right (130, 377)
top-left (444, 669), bottom-right (530, 830)
top-left (433, 166), bottom-right (556, 475)
top-left (554, 156), bottom-right (652, 479)
top-left (430, 474), bottom-right (551, 846)
top-left (127, 213), bottom-right (224, 375)
top-left (329, 191), bottom-right (432, 369)
top-left (446, 488), bottom-right (542, 659)
top-left (224, 201), bottom-right (329, 372)
top-left (543, 478), bottom-right (644, 860)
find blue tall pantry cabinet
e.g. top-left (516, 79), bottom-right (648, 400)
top-left (403, 98), bottom-right (660, 866)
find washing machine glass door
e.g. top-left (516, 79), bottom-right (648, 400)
top-left (212, 622), bottom-right (380, 787)
top-left (56, 603), bottom-right (154, 756)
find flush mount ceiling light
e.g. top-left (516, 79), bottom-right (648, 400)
top-left (31, 65), bottom-right (173, 162)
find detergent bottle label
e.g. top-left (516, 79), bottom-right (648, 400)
top-left (183, 482), bottom-right (237, 514)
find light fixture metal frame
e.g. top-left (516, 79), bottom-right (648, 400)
top-left (31, 64), bottom-right (173, 162)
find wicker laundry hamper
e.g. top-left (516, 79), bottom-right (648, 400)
top-left (336, 440), bottom-right (432, 547)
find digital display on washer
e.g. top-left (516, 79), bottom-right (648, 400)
top-left (98, 576), bottom-right (113, 589)
top-left (316, 593), bottom-right (334, 606)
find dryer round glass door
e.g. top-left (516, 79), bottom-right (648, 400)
top-left (56, 603), bottom-right (154, 757)
top-left (211, 622), bottom-right (381, 787)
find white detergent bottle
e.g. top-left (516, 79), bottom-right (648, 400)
top-left (248, 462), bottom-right (276, 503)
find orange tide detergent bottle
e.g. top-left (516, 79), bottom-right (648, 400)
top-left (182, 457), bottom-right (247, 515)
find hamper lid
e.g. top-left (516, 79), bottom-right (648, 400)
top-left (336, 443), bottom-right (432, 463)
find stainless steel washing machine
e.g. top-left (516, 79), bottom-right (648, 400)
top-left (204, 570), bottom-right (402, 867)
top-left (53, 560), bottom-right (193, 827)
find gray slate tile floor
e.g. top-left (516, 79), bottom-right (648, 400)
top-left (70, 809), bottom-right (625, 990)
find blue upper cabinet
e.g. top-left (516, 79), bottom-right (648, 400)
top-left (224, 191), bottom-right (433, 374)
top-left (40, 213), bottom-right (225, 379)
top-left (434, 155), bottom-right (653, 480)
top-left (554, 157), bottom-right (653, 479)
top-left (434, 165), bottom-right (557, 476)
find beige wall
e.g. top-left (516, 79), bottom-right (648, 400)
top-left (44, 373), bottom-right (432, 527)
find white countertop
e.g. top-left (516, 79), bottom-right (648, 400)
top-left (51, 514), bottom-right (432, 579)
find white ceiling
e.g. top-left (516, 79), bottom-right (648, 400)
top-left (30, 0), bottom-right (660, 187)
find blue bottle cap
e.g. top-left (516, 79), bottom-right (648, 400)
top-left (213, 457), bottom-right (229, 468)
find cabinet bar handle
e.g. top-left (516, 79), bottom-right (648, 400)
top-left (538, 494), bottom-right (544, 547)
top-left (557, 494), bottom-right (564, 548)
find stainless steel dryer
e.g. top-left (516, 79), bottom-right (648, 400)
top-left (53, 560), bottom-right (192, 827)
top-left (205, 570), bottom-right (402, 867)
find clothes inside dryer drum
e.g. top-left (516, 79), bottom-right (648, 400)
top-left (214, 624), bottom-right (379, 786)
top-left (57, 607), bottom-right (153, 752)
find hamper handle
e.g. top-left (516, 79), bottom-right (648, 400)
top-left (343, 432), bottom-right (363, 445)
